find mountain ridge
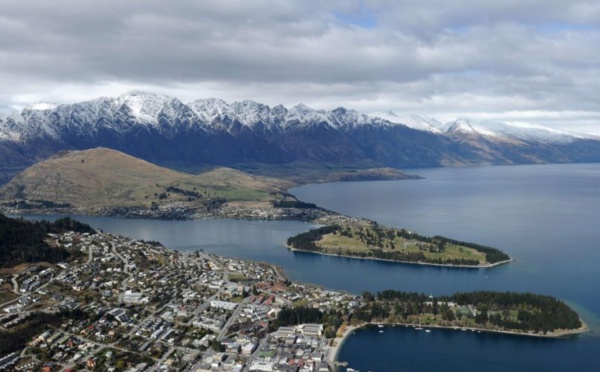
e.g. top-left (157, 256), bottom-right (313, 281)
top-left (2, 91), bottom-right (600, 183)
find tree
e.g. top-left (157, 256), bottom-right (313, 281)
top-left (362, 291), bottom-right (374, 302)
top-left (210, 340), bottom-right (225, 352)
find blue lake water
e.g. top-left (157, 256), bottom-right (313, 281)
top-left (20, 163), bottom-right (600, 371)
top-left (291, 163), bottom-right (600, 371)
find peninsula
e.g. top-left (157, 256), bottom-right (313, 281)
top-left (287, 224), bottom-right (511, 268)
top-left (0, 147), bottom-right (417, 221)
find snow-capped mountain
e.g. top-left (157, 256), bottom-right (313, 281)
top-left (1, 91), bottom-right (396, 138)
top-left (441, 118), bottom-right (587, 144)
top-left (368, 112), bottom-right (444, 133)
top-left (3, 91), bottom-right (590, 142)
top-left (1, 91), bottom-right (600, 185)
top-left (367, 112), bottom-right (592, 144)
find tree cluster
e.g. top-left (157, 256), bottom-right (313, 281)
top-left (273, 200), bottom-right (318, 209)
top-left (165, 186), bottom-right (202, 199)
top-left (277, 306), bottom-right (323, 326)
top-left (286, 225), bottom-right (341, 252)
top-left (0, 214), bottom-right (95, 268)
top-left (2, 199), bottom-right (72, 209)
top-left (449, 291), bottom-right (581, 333)
top-left (0, 310), bottom-right (76, 355)
top-left (353, 290), bottom-right (581, 334)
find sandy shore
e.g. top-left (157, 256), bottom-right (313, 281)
top-left (326, 324), bottom-right (361, 366)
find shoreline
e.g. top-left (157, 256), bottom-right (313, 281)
top-left (326, 324), bottom-right (360, 367)
top-left (288, 246), bottom-right (513, 269)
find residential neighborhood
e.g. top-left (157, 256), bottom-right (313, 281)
top-left (0, 230), bottom-right (357, 371)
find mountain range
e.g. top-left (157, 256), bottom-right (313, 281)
top-left (1, 91), bottom-right (599, 183)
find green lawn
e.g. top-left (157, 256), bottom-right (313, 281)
top-left (317, 226), bottom-right (487, 264)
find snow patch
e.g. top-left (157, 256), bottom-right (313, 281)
top-left (369, 112), bottom-right (443, 133)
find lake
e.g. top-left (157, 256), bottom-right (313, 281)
top-left (291, 163), bottom-right (600, 371)
top-left (19, 163), bottom-right (600, 371)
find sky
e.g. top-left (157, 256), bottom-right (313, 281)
top-left (1, 0), bottom-right (599, 134)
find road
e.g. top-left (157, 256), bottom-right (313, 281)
top-left (217, 297), bottom-right (250, 341)
top-left (110, 241), bottom-right (136, 293)
top-left (11, 275), bottom-right (19, 294)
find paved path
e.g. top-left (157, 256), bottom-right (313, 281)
top-left (11, 275), bottom-right (19, 293)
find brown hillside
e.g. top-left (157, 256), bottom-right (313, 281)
top-left (0, 147), bottom-right (291, 210)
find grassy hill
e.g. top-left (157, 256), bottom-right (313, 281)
top-left (0, 148), bottom-right (293, 216)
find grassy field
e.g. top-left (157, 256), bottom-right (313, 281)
top-left (0, 290), bottom-right (18, 304)
top-left (317, 226), bottom-right (488, 265)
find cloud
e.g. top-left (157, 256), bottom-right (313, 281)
top-left (0, 0), bottom-right (599, 132)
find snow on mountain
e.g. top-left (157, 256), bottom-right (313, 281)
top-left (330, 107), bottom-right (381, 129)
top-left (443, 118), bottom-right (583, 144)
top-left (0, 91), bottom-right (594, 146)
top-left (0, 112), bottom-right (26, 140)
top-left (229, 100), bottom-right (274, 130)
top-left (113, 91), bottom-right (179, 126)
top-left (283, 103), bottom-right (330, 128)
top-left (369, 112), bottom-right (443, 133)
top-left (443, 118), bottom-right (500, 137)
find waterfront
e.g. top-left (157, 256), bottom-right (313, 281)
top-left (19, 163), bottom-right (600, 371)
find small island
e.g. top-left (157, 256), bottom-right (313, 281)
top-left (287, 224), bottom-right (511, 268)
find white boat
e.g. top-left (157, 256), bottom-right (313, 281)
top-left (425, 329), bottom-right (431, 333)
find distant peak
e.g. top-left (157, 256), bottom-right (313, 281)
top-left (291, 103), bottom-right (314, 111)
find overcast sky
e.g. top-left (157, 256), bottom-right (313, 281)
top-left (1, 0), bottom-right (599, 133)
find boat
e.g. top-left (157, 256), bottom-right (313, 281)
top-left (415, 327), bottom-right (423, 331)
top-left (425, 329), bottom-right (431, 333)
top-left (378, 324), bottom-right (384, 328)
top-left (379, 330), bottom-right (384, 333)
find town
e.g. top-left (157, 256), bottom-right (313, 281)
top-left (0, 230), bottom-right (356, 372)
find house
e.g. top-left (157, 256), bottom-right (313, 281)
top-left (242, 342), bottom-right (258, 355)
top-left (86, 358), bottom-right (97, 370)
top-left (210, 300), bottom-right (238, 311)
